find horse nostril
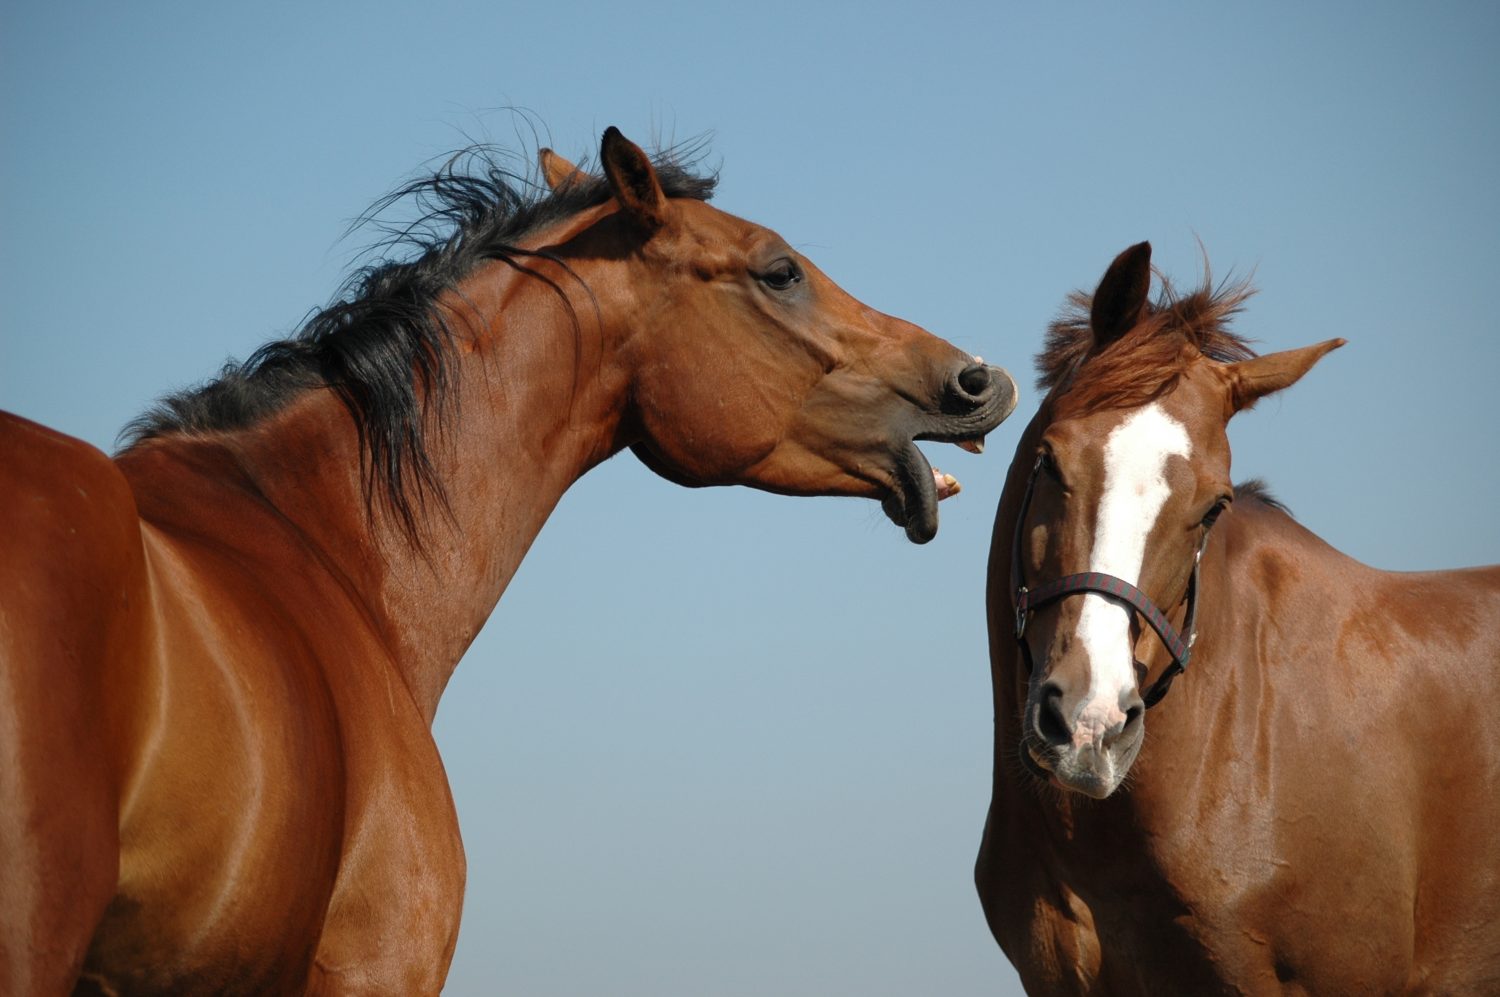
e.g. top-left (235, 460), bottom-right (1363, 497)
top-left (957, 363), bottom-right (992, 398)
top-left (1036, 683), bottom-right (1071, 747)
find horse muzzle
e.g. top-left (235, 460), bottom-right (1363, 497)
top-left (1021, 679), bottom-right (1145, 799)
top-left (881, 363), bottom-right (1019, 544)
top-left (929, 362), bottom-right (1020, 441)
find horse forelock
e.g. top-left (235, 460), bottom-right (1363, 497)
top-left (1037, 267), bottom-right (1259, 422)
top-left (117, 139), bottom-right (718, 542)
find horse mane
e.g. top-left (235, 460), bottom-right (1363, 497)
top-left (119, 142), bottom-right (717, 540)
top-left (1232, 477), bottom-right (1293, 517)
top-left (1037, 263), bottom-right (1258, 420)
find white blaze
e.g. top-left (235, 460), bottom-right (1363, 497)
top-left (1073, 402), bottom-right (1190, 744)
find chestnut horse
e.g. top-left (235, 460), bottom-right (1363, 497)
top-left (976, 242), bottom-right (1500, 994)
top-left (0, 127), bottom-right (1017, 994)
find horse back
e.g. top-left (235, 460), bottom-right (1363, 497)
top-left (0, 411), bottom-right (149, 992)
top-left (0, 410), bottom-right (150, 806)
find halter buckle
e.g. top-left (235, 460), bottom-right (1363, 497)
top-left (1014, 587), bottom-right (1029, 639)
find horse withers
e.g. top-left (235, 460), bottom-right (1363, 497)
top-left (976, 242), bottom-right (1500, 994)
top-left (0, 128), bottom-right (1017, 995)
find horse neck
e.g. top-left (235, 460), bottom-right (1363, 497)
top-left (1130, 504), bottom-right (1295, 763)
top-left (172, 239), bottom-right (632, 724)
top-left (375, 255), bottom-right (633, 719)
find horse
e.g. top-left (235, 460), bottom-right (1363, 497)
top-left (0, 127), bottom-right (1018, 995)
top-left (974, 242), bottom-right (1500, 995)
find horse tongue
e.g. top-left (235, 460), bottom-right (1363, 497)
top-left (933, 468), bottom-right (961, 500)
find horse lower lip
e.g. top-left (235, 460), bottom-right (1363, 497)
top-left (881, 443), bottom-right (938, 543)
top-left (956, 437), bottom-right (985, 454)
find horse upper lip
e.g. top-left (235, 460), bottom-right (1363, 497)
top-left (919, 380), bottom-right (1017, 450)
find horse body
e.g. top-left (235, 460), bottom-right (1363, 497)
top-left (98, 412), bottom-right (461, 994)
top-left (4, 326), bottom-right (476, 994)
top-left (1, 130), bottom-right (1017, 993)
top-left (977, 243), bottom-right (1500, 995)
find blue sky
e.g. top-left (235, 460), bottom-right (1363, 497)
top-left (3, 3), bottom-right (1496, 994)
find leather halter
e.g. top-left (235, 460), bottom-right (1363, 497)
top-left (1009, 453), bottom-right (1217, 709)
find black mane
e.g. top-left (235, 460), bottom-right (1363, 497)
top-left (120, 142), bottom-right (717, 539)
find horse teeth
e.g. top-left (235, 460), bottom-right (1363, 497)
top-left (957, 437), bottom-right (985, 454)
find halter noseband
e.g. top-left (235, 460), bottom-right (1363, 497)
top-left (1009, 453), bottom-right (1216, 709)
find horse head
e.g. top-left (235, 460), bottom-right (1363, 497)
top-left (1011, 241), bottom-right (1342, 796)
top-left (540, 130), bottom-right (1019, 542)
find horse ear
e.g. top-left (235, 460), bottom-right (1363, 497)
top-left (1091, 242), bottom-right (1153, 348)
top-left (539, 148), bottom-right (584, 190)
top-left (1225, 338), bottom-right (1346, 412)
top-left (600, 126), bottom-right (668, 233)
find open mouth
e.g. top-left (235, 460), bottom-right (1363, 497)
top-left (879, 360), bottom-right (1018, 543)
top-left (879, 433), bottom-right (989, 544)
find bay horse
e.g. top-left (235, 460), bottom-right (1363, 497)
top-left (975, 242), bottom-right (1500, 994)
top-left (0, 127), bottom-right (1018, 995)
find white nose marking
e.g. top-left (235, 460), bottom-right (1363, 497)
top-left (1074, 402), bottom-right (1190, 735)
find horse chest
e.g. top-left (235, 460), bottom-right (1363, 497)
top-left (1017, 817), bottom-right (1421, 996)
top-left (1017, 862), bottom-right (1324, 995)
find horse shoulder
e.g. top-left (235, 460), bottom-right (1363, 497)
top-left (105, 435), bottom-right (469, 991)
top-left (306, 631), bottom-right (466, 994)
top-left (68, 440), bottom-right (357, 990)
top-left (1366, 562), bottom-right (1500, 986)
top-left (1208, 507), bottom-right (1500, 989)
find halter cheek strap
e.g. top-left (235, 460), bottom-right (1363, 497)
top-left (1010, 454), bottom-right (1214, 709)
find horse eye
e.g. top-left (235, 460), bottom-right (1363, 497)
top-left (1201, 498), bottom-right (1230, 527)
top-left (1034, 450), bottom-right (1069, 492)
top-left (759, 259), bottom-right (803, 291)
